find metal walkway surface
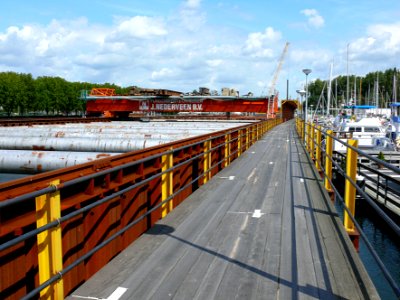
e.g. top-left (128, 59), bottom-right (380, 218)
top-left (68, 120), bottom-right (379, 300)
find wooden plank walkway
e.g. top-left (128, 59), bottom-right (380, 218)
top-left (68, 120), bottom-right (379, 300)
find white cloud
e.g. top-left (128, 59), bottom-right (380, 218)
top-left (243, 27), bottom-right (281, 58)
top-left (114, 16), bottom-right (167, 39)
top-left (206, 59), bottom-right (223, 67)
top-left (340, 22), bottom-right (400, 74)
top-left (178, 0), bottom-right (206, 31)
top-left (301, 9), bottom-right (325, 29)
top-left (151, 67), bottom-right (175, 80)
top-left (184, 0), bottom-right (201, 9)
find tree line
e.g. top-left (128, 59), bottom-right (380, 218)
top-left (0, 72), bottom-right (129, 117)
top-left (306, 68), bottom-right (399, 110)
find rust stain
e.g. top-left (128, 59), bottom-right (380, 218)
top-left (96, 154), bottom-right (111, 159)
top-left (32, 145), bottom-right (46, 150)
top-left (55, 131), bottom-right (65, 138)
top-left (37, 164), bottom-right (42, 172)
top-left (37, 152), bottom-right (44, 159)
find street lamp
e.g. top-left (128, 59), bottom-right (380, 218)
top-left (296, 89), bottom-right (306, 118)
top-left (302, 68), bottom-right (312, 124)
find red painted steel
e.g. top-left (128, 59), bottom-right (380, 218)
top-left (0, 119), bottom-right (281, 299)
top-left (85, 87), bottom-right (280, 117)
top-left (281, 100), bottom-right (298, 122)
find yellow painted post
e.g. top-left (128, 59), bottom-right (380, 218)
top-left (324, 130), bottom-right (334, 191)
top-left (344, 139), bottom-right (358, 233)
top-left (297, 118), bottom-right (301, 136)
top-left (161, 149), bottom-right (173, 217)
top-left (297, 118), bottom-right (299, 135)
top-left (225, 133), bottom-right (231, 167)
top-left (310, 123), bottom-right (315, 160)
top-left (36, 179), bottom-right (64, 300)
top-left (246, 128), bottom-right (249, 150)
top-left (238, 129), bottom-right (242, 157)
top-left (203, 139), bottom-right (212, 183)
top-left (315, 126), bottom-right (322, 171)
top-left (305, 122), bottom-right (309, 151)
top-left (256, 124), bottom-right (260, 140)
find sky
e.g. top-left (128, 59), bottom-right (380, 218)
top-left (0, 0), bottom-right (399, 99)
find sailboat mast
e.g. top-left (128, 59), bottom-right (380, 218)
top-left (375, 73), bottom-right (379, 108)
top-left (354, 77), bottom-right (357, 105)
top-left (327, 62), bottom-right (333, 115)
top-left (394, 73), bottom-right (397, 103)
top-left (346, 44), bottom-right (350, 104)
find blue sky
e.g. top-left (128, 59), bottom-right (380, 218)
top-left (0, 0), bottom-right (399, 98)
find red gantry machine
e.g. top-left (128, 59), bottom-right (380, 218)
top-left (84, 87), bottom-right (280, 119)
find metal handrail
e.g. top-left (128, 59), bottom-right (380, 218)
top-left (298, 118), bottom-right (400, 298)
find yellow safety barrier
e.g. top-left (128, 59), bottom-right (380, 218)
top-left (36, 179), bottom-right (64, 300)
top-left (324, 130), bottom-right (334, 192)
top-left (225, 133), bottom-right (231, 167)
top-left (306, 122), bottom-right (311, 152)
top-left (161, 149), bottom-right (173, 217)
top-left (315, 126), bottom-right (322, 171)
top-left (246, 128), bottom-right (249, 150)
top-left (344, 139), bottom-right (358, 233)
top-left (238, 129), bottom-right (242, 157)
top-left (203, 140), bottom-right (212, 183)
top-left (310, 123), bottom-right (315, 160)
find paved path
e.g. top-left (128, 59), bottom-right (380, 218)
top-left (69, 120), bottom-right (379, 300)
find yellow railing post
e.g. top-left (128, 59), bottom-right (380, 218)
top-left (225, 133), bottom-right (231, 167)
top-left (36, 179), bottom-right (64, 300)
top-left (315, 126), bottom-right (322, 171)
top-left (203, 139), bottom-right (212, 183)
top-left (161, 148), bottom-right (173, 217)
top-left (305, 122), bottom-right (309, 151)
top-left (238, 129), bottom-right (242, 157)
top-left (310, 123), bottom-right (315, 160)
top-left (301, 120), bottom-right (305, 140)
top-left (246, 128), bottom-right (249, 150)
top-left (324, 130), bottom-right (333, 192)
top-left (344, 139), bottom-right (358, 233)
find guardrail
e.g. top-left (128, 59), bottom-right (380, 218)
top-left (0, 118), bottom-right (282, 299)
top-left (296, 117), bottom-right (400, 298)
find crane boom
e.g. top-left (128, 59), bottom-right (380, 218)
top-left (268, 42), bottom-right (290, 97)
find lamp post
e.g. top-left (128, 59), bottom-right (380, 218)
top-left (296, 89), bottom-right (306, 118)
top-left (302, 69), bottom-right (312, 124)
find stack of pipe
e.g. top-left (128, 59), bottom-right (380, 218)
top-left (0, 121), bottom-right (251, 174)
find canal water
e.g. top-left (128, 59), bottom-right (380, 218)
top-left (334, 196), bottom-right (400, 299)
